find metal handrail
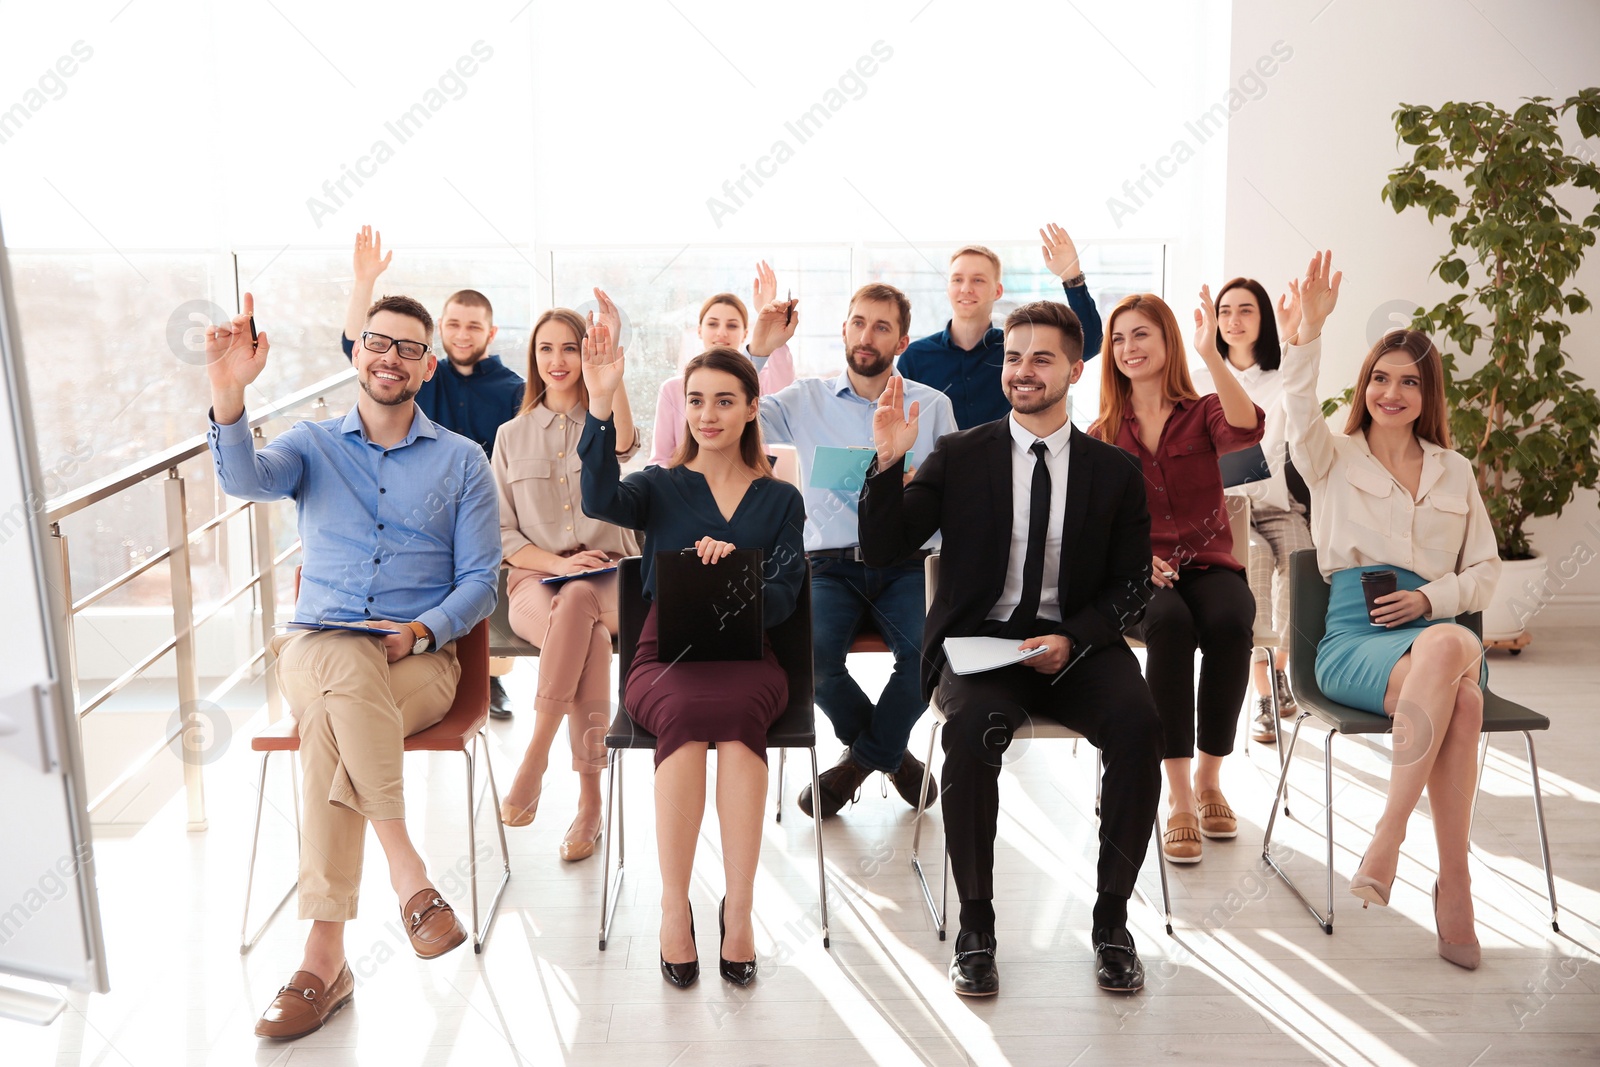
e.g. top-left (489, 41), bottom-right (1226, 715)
top-left (44, 367), bottom-right (355, 828)
top-left (46, 368), bottom-right (354, 522)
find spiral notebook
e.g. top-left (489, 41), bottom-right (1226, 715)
top-left (653, 548), bottom-right (765, 662)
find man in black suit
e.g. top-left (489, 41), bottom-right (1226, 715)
top-left (859, 299), bottom-right (1161, 996)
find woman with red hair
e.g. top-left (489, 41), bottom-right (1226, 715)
top-left (1089, 291), bottom-right (1264, 866)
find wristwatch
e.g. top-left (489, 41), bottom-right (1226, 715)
top-left (407, 621), bottom-right (432, 656)
top-left (1062, 272), bottom-right (1087, 288)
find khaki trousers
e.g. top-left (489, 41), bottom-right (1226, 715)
top-left (507, 570), bottom-right (616, 773)
top-left (270, 630), bottom-right (460, 921)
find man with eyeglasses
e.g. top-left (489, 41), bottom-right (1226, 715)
top-left (206, 292), bottom-right (499, 1041)
top-left (340, 226), bottom-right (527, 717)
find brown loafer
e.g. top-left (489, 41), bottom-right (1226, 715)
top-left (254, 962), bottom-right (354, 1040)
top-left (1162, 812), bottom-right (1202, 863)
top-left (1197, 789), bottom-right (1238, 839)
top-left (402, 888), bottom-right (467, 959)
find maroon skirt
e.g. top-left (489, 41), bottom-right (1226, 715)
top-left (624, 604), bottom-right (788, 766)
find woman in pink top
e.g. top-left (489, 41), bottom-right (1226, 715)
top-left (649, 261), bottom-right (796, 465)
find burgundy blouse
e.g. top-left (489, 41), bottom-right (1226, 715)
top-left (1110, 392), bottom-right (1265, 571)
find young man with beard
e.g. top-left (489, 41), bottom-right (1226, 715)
top-left (340, 227), bottom-right (526, 716)
top-left (207, 294), bottom-right (499, 1040)
top-left (860, 300), bottom-right (1162, 997)
top-left (757, 283), bottom-right (958, 818)
top-left (897, 224), bottom-right (1103, 429)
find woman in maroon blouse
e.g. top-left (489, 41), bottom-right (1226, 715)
top-left (1089, 291), bottom-right (1264, 865)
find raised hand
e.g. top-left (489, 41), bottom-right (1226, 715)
top-left (751, 260), bottom-right (777, 312)
top-left (1193, 284), bottom-right (1222, 363)
top-left (1039, 222), bottom-right (1082, 280)
top-left (1297, 250), bottom-right (1342, 342)
top-left (352, 225), bottom-right (393, 286)
top-left (592, 287), bottom-right (623, 344)
top-left (1276, 278), bottom-right (1302, 345)
top-left (205, 292), bottom-right (270, 423)
top-left (872, 374), bottom-right (920, 469)
top-left (580, 322), bottom-right (626, 413)
top-left (748, 298), bottom-right (798, 357)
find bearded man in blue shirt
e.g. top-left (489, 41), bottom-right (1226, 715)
top-left (758, 283), bottom-right (958, 818)
top-left (206, 293), bottom-right (499, 1041)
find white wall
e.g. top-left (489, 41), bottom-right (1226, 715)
top-left (1225, 0), bottom-right (1600, 623)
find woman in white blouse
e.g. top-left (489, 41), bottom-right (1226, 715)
top-left (1283, 252), bottom-right (1499, 969)
top-left (1191, 277), bottom-right (1316, 743)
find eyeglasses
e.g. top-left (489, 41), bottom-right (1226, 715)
top-left (361, 331), bottom-right (431, 361)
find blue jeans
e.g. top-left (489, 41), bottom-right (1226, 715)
top-left (808, 556), bottom-right (928, 773)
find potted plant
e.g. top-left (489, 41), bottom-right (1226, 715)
top-left (1380, 90), bottom-right (1600, 644)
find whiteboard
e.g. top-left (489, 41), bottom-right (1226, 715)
top-left (0, 213), bottom-right (108, 1002)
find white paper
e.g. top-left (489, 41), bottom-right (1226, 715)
top-left (942, 636), bottom-right (1048, 675)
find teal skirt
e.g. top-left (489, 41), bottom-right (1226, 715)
top-left (1315, 565), bottom-right (1488, 715)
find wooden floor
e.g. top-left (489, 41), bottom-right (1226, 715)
top-left (7, 627), bottom-right (1598, 1066)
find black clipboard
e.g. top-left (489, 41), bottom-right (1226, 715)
top-left (653, 548), bottom-right (765, 662)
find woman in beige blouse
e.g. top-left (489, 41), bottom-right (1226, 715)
top-left (493, 301), bottom-right (640, 861)
top-left (1283, 252), bottom-right (1499, 969)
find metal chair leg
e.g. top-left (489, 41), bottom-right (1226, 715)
top-left (469, 732), bottom-right (511, 952)
top-left (240, 751), bottom-right (298, 954)
top-left (909, 720), bottom-right (945, 937)
top-left (809, 746), bottom-right (830, 947)
top-left (598, 749), bottom-right (625, 950)
top-left (1262, 712), bottom-right (1332, 932)
top-left (1523, 732), bottom-right (1561, 932)
top-left (776, 747), bottom-right (786, 824)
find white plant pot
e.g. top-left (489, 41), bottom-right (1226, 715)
top-left (1481, 551), bottom-right (1549, 642)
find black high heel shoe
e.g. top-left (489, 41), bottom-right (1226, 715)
top-left (659, 904), bottom-right (699, 989)
top-left (718, 897), bottom-right (757, 987)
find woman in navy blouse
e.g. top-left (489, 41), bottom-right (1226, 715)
top-left (580, 337), bottom-right (805, 990)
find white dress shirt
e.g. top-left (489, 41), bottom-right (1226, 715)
top-left (1190, 357), bottom-right (1292, 513)
top-left (1282, 337), bottom-right (1501, 619)
top-left (987, 414), bottom-right (1073, 624)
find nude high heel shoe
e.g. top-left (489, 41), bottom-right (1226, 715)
top-left (1349, 851), bottom-right (1394, 908)
top-left (1433, 880), bottom-right (1481, 970)
top-left (499, 797), bottom-right (538, 828)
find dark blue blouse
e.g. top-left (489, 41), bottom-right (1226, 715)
top-left (579, 413), bottom-right (806, 627)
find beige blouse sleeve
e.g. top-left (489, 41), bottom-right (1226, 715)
top-left (1281, 336), bottom-right (1337, 488)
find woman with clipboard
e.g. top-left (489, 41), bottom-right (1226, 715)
top-left (492, 302), bottom-right (640, 863)
top-left (580, 339), bottom-right (806, 990)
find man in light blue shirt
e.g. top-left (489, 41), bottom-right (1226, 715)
top-left (206, 293), bottom-right (498, 1041)
top-left (759, 283), bottom-right (957, 820)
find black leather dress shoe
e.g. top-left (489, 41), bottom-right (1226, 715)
top-left (1092, 927), bottom-right (1144, 993)
top-left (488, 677), bottom-right (513, 720)
top-left (887, 749), bottom-right (938, 809)
top-left (797, 749), bottom-right (872, 818)
top-left (949, 930), bottom-right (999, 997)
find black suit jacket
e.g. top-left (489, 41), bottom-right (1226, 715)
top-left (858, 418), bottom-right (1153, 701)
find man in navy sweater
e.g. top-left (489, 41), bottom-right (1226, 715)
top-left (897, 224), bottom-right (1102, 429)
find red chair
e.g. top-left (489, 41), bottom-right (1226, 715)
top-left (239, 611), bottom-right (510, 954)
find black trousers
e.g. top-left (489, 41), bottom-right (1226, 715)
top-left (936, 639), bottom-right (1162, 903)
top-left (1128, 566), bottom-right (1255, 760)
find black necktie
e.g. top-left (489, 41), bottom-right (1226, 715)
top-left (1005, 441), bottom-right (1051, 637)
